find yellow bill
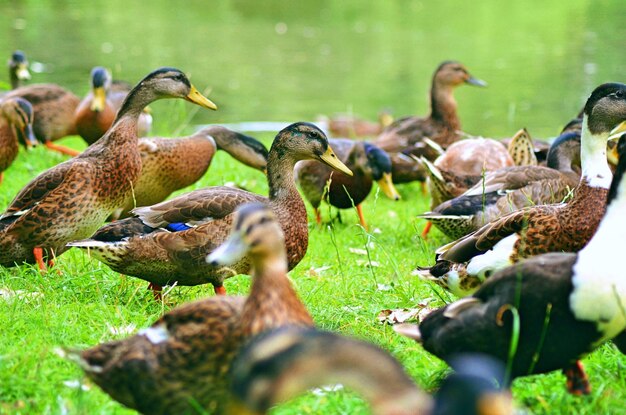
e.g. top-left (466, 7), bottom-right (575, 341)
top-left (319, 146), bottom-right (353, 176)
top-left (16, 63), bottom-right (31, 81)
top-left (186, 84), bottom-right (218, 110)
top-left (377, 172), bottom-right (401, 200)
top-left (90, 86), bottom-right (107, 112)
top-left (608, 120), bottom-right (626, 141)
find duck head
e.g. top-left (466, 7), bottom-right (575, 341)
top-left (1, 97), bottom-right (37, 149)
top-left (435, 61), bottom-right (487, 88)
top-left (207, 203), bottom-right (286, 268)
top-left (364, 142), bottom-right (400, 200)
top-left (201, 126), bottom-right (268, 173)
top-left (89, 66), bottom-right (112, 112)
top-left (117, 67), bottom-right (217, 119)
top-left (271, 122), bottom-right (353, 176)
top-left (8, 50), bottom-right (30, 87)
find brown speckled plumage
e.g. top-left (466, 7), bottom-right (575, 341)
top-left (0, 98), bottom-right (35, 180)
top-left (0, 67), bottom-right (216, 267)
top-left (71, 203), bottom-right (313, 415)
top-left (4, 84), bottom-right (79, 143)
top-left (421, 130), bottom-right (582, 239)
top-left (115, 126), bottom-right (267, 218)
top-left (69, 122), bottom-right (350, 291)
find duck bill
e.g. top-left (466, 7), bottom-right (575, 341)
top-left (465, 76), bottom-right (487, 87)
top-left (207, 233), bottom-right (247, 266)
top-left (608, 120), bottom-right (626, 141)
top-left (16, 63), bottom-right (31, 81)
top-left (90, 86), bottom-right (107, 112)
top-left (185, 84), bottom-right (218, 110)
top-left (20, 123), bottom-right (38, 149)
top-left (319, 146), bottom-right (353, 176)
top-left (377, 172), bottom-right (401, 200)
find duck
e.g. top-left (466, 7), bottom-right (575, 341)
top-left (63, 203), bottom-right (314, 415)
top-left (415, 83), bottom-right (626, 298)
top-left (229, 326), bottom-right (512, 415)
top-left (424, 136), bottom-right (517, 208)
top-left (0, 67), bottom-right (217, 270)
top-left (74, 67), bottom-right (153, 145)
top-left (420, 131), bottom-right (535, 237)
top-left (113, 125), bottom-right (268, 219)
top-left (7, 50), bottom-right (31, 90)
top-left (396, 128), bottom-right (626, 396)
top-left (0, 97), bottom-right (37, 185)
top-left (374, 61), bottom-right (486, 184)
top-left (324, 110), bottom-right (394, 138)
top-left (420, 129), bottom-right (582, 239)
top-left (3, 80), bottom-right (81, 156)
top-left (67, 122), bottom-right (352, 296)
top-left (295, 138), bottom-right (400, 229)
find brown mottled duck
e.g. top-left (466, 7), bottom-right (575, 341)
top-left (374, 61), bottom-right (486, 183)
top-left (64, 203), bottom-right (314, 415)
top-left (0, 97), bottom-right (37, 185)
top-left (113, 125), bottom-right (268, 219)
top-left (0, 67), bottom-right (217, 269)
top-left (229, 327), bottom-right (512, 415)
top-left (415, 83), bottom-right (626, 298)
top-left (67, 122), bottom-right (352, 297)
top-left (295, 138), bottom-right (400, 229)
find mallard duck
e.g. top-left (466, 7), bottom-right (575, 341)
top-left (74, 67), bottom-right (153, 145)
top-left (64, 203), bottom-right (314, 414)
top-left (229, 327), bottom-right (512, 415)
top-left (3, 81), bottom-right (81, 156)
top-left (0, 67), bottom-right (216, 269)
top-left (67, 122), bottom-right (352, 296)
top-left (420, 129), bottom-right (582, 239)
top-left (7, 50), bottom-right (31, 90)
top-left (324, 110), bottom-right (393, 138)
top-left (295, 138), bottom-right (400, 229)
top-left (0, 98), bottom-right (37, 185)
top-left (113, 125), bottom-right (268, 219)
top-left (396, 130), bottom-right (626, 396)
top-left (374, 61), bottom-right (486, 185)
top-left (415, 83), bottom-right (626, 297)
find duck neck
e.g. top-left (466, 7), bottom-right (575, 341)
top-left (241, 255), bottom-right (313, 336)
top-left (10, 71), bottom-right (19, 90)
top-left (267, 149), bottom-right (300, 201)
top-left (430, 82), bottom-right (461, 131)
top-left (579, 115), bottom-right (612, 188)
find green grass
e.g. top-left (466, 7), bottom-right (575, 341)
top-left (1, 121), bottom-right (626, 415)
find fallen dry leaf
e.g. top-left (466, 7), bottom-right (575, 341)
top-left (348, 247), bottom-right (368, 255)
top-left (377, 299), bottom-right (436, 325)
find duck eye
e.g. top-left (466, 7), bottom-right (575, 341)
top-left (307, 130), bottom-right (318, 139)
top-left (612, 90), bottom-right (625, 99)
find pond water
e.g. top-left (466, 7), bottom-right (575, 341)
top-left (0, 0), bottom-right (624, 138)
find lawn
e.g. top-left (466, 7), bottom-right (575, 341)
top-left (1, 120), bottom-right (625, 414)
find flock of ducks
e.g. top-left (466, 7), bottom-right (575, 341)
top-left (2, 51), bottom-right (626, 414)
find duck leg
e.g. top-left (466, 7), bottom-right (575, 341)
top-left (44, 141), bottom-right (81, 157)
top-left (147, 282), bottom-right (163, 301)
top-left (0, 172), bottom-right (4, 186)
top-left (563, 360), bottom-right (591, 395)
top-left (356, 204), bottom-right (369, 230)
top-left (420, 181), bottom-right (428, 195)
top-left (33, 247), bottom-right (46, 271)
top-left (214, 284), bottom-right (227, 295)
top-left (421, 221), bottom-right (432, 239)
top-left (314, 208), bottom-right (322, 225)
